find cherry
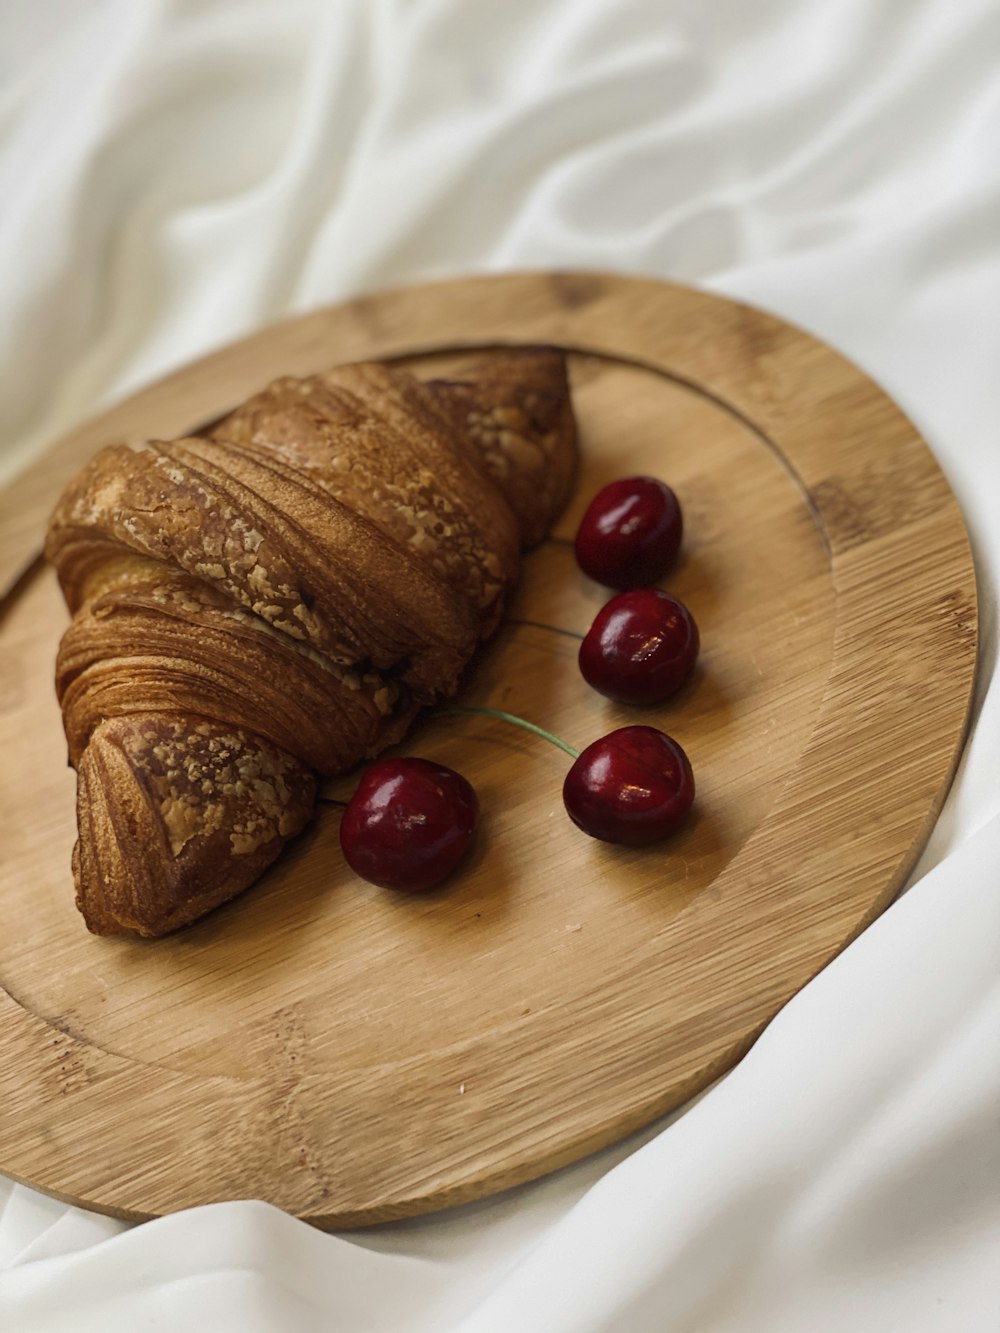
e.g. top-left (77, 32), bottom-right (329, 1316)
top-left (339, 757), bottom-right (478, 891)
top-left (563, 725), bottom-right (694, 845)
top-left (579, 588), bottom-right (699, 705)
top-left (574, 476), bottom-right (682, 589)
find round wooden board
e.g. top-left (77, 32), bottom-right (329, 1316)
top-left (0, 273), bottom-right (977, 1228)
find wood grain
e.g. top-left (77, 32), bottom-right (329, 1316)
top-left (0, 273), bottom-right (977, 1227)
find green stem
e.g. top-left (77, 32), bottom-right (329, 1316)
top-left (439, 705), bottom-right (580, 759)
top-left (507, 618), bottom-right (584, 642)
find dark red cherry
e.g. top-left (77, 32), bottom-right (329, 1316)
top-left (340, 758), bottom-right (478, 891)
top-left (574, 476), bottom-right (682, 589)
top-left (562, 726), bottom-right (694, 845)
top-left (579, 588), bottom-right (699, 705)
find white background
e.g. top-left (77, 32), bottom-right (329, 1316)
top-left (1, 2), bottom-right (998, 1329)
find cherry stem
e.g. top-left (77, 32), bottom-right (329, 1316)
top-left (507, 617), bottom-right (584, 641)
top-left (439, 705), bottom-right (580, 759)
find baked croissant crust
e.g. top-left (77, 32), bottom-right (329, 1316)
top-left (45, 348), bottom-right (577, 936)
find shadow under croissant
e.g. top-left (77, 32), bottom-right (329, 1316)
top-left (146, 814), bottom-right (345, 963)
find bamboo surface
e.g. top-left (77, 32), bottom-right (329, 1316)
top-left (0, 273), bottom-right (977, 1227)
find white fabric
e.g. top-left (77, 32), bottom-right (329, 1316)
top-left (1, 0), bottom-right (998, 1328)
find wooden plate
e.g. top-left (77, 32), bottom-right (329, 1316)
top-left (0, 273), bottom-right (977, 1227)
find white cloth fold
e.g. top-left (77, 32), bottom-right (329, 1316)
top-left (2, 0), bottom-right (998, 1328)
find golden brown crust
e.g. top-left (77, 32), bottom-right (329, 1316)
top-left (45, 433), bottom-right (484, 696)
top-left (46, 350), bottom-right (578, 937)
top-left (56, 564), bottom-right (418, 774)
top-left (212, 362), bottom-right (522, 636)
top-left (74, 715), bottom-right (316, 937)
top-left (424, 347), bottom-right (578, 548)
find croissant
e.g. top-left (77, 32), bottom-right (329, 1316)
top-left (45, 348), bottom-right (578, 937)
